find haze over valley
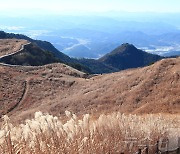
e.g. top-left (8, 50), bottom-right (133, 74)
top-left (1, 12), bottom-right (180, 58)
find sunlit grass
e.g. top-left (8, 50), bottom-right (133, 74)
top-left (0, 111), bottom-right (179, 153)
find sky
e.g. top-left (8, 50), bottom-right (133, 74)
top-left (0, 0), bottom-right (180, 16)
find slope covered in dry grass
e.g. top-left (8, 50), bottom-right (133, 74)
top-left (0, 39), bottom-right (28, 57)
top-left (0, 57), bottom-right (180, 122)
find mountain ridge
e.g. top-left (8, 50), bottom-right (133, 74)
top-left (0, 31), bottom-right (91, 73)
top-left (0, 43), bottom-right (61, 66)
top-left (0, 31), bottom-right (72, 63)
top-left (0, 31), bottom-right (164, 74)
top-left (0, 56), bottom-right (179, 122)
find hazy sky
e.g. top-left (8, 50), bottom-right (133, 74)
top-left (1, 0), bottom-right (180, 16)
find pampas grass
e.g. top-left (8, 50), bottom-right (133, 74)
top-left (0, 111), bottom-right (179, 154)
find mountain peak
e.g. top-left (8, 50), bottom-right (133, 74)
top-left (111, 43), bottom-right (138, 55)
top-left (99, 43), bottom-right (162, 70)
top-left (121, 43), bottom-right (135, 48)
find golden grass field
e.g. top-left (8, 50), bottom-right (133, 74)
top-left (0, 111), bottom-right (179, 154)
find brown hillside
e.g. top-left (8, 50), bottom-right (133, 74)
top-left (0, 56), bottom-right (180, 122)
top-left (0, 39), bottom-right (28, 57)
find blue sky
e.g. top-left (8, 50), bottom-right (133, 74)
top-left (1, 0), bottom-right (180, 16)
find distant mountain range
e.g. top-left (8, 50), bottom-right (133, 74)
top-left (1, 14), bottom-right (180, 59)
top-left (0, 31), bottom-right (164, 74)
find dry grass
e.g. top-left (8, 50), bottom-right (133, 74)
top-left (0, 39), bottom-right (28, 57)
top-left (1, 57), bottom-right (179, 121)
top-left (0, 111), bottom-right (179, 154)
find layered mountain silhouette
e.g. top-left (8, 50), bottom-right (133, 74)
top-left (0, 31), bottom-right (163, 74)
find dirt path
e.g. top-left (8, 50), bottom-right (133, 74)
top-left (0, 42), bottom-right (31, 67)
top-left (7, 80), bottom-right (28, 114)
top-left (0, 42), bottom-right (31, 59)
top-left (17, 79), bottom-right (31, 109)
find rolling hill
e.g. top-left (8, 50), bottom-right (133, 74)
top-left (0, 55), bottom-right (179, 122)
top-left (0, 31), bottom-right (72, 63)
top-left (0, 41), bottom-right (61, 66)
top-left (0, 31), bottom-right (91, 73)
